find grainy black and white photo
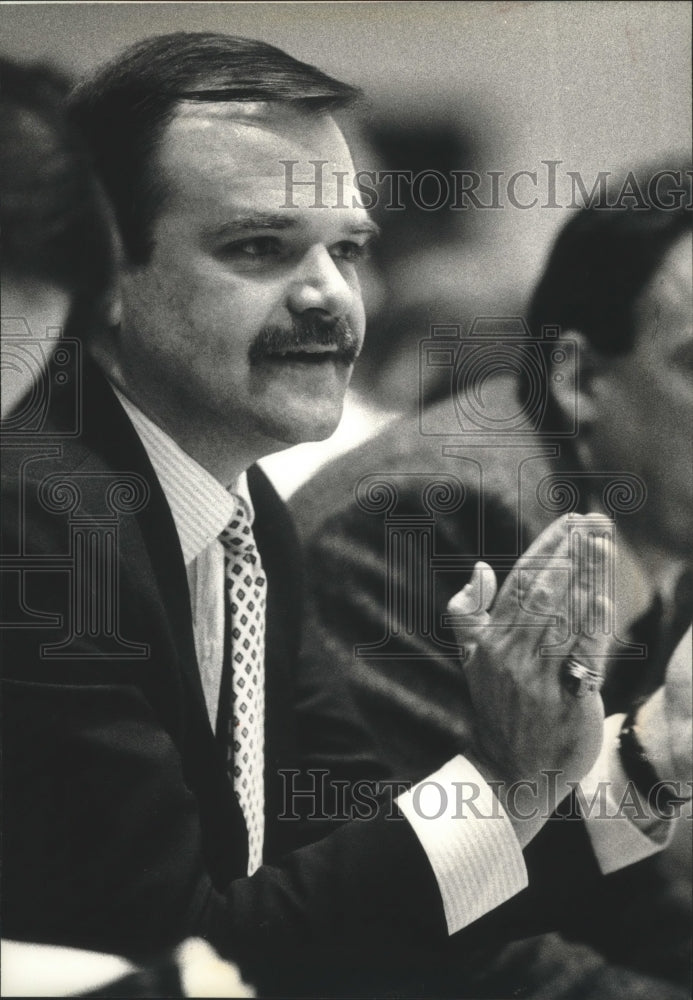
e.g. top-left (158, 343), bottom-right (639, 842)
top-left (1, 2), bottom-right (691, 997)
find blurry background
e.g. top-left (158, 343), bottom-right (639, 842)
top-left (4, 1), bottom-right (688, 278)
top-left (3, 1), bottom-right (690, 491)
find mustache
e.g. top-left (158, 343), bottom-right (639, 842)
top-left (248, 316), bottom-right (361, 366)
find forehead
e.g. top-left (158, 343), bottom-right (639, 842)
top-left (632, 232), bottom-right (692, 355)
top-left (156, 102), bottom-right (365, 222)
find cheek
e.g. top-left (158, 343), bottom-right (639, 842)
top-left (346, 280), bottom-right (366, 338)
top-left (174, 279), bottom-right (271, 358)
top-left (647, 383), bottom-right (692, 447)
top-left (629, 394), bottom-right (691, 501)
top-left (194, 268), bottom-right (288, 336)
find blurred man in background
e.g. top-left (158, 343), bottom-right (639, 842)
top-left (292, 178), bottom-right (692, 994)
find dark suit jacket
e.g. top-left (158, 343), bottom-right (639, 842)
top-left (1, 357), bottom-right (455, 996)
top-left (291, 376), bottom-right (692, 990)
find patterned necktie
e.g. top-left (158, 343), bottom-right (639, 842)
top-left (219, 499), bottom-right (266, 875)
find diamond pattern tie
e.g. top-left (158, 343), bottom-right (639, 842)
top-left (219, 500), bottom-right (266, 875)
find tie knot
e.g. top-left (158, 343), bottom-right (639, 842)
top-left (219, 501), bottom-right (256, 555)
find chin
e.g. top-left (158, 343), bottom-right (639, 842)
top-left (260, 406), bottom-right (344, 448)
top-left (287, 417), bottom-right (342, 446)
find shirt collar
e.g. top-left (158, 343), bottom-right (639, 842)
top-left (112, 385), bottom-right (253, 565)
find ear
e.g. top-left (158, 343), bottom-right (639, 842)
top-left (87, 277), bottom-right (123, 375)
top-left (551, 329), bottom-right (601, 428)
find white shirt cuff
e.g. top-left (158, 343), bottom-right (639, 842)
top-left (396, 755), bottom-right (528, 935)
top-left (579, 714), bottom-right (675, 874)
top-left (0, 940), bottom-right (135, 998)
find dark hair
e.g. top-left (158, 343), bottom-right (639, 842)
top-left (528, 167), bottom-right (692, 356)
top-left (524, 167), bottom-right (691, 445)
top-left (69, 32), bottom-right (360, 264)
top-left (0, 57), bottom-right (115, 311)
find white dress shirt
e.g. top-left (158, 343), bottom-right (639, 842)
top-left (113, 386), bottom-right (673, 936)
top-left (113, 387), bottom-right (251, 725)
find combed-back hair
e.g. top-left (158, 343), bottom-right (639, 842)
top-left (69, 32), bottom-right (360, 263)
top-left (528, 166), bottom-right (692, 357)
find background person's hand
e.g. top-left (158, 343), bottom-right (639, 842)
top-left (663, 625), bottom-right (693, 790)
top-left (636, 625), bottom-right (693, 793)
top-left (447, 514), bottom-right (612, 843)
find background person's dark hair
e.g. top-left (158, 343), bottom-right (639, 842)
top-left (69, 31), bottom-right (361, 265)
top-left (1, 57), bottom-right (115, 334)
top-left (528, 168), bottom-right (692, 357)
top-left (525, 167), bottom-right (692, 441)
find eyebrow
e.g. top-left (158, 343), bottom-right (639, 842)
top-left (348, 219), bottom-right (382, 239)
top-left (209, 215), bottom-right (381, 241)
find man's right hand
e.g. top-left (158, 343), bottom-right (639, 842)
top-left (447, 513), bottom-right (612, 845)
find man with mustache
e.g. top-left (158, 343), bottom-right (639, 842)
top-left (0, 32), bottom-right (658, 996)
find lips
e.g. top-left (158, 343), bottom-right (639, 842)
top-left (263, 348), bottom-right (347, 366)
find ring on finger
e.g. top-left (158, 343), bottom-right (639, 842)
top-left (561, 658), bottom-right (604, 698)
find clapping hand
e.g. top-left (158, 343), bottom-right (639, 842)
top-left (447, 513), bottom-right (613, 844)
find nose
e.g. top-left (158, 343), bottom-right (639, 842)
top-left (286, 245), bottom-right (353, 320)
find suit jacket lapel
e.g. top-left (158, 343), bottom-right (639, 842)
top-left (80, 358), bottom-right (209, 719)
top-left (71, 364), bottom-right (305, 861)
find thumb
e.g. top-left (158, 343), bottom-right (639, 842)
top-left (447, 562), bottom-right (497, 662)
top-left (447, 561), bottom-right (497, 617)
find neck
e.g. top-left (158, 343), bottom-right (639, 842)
top-left (90, 343), bottom-right (280, 489)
